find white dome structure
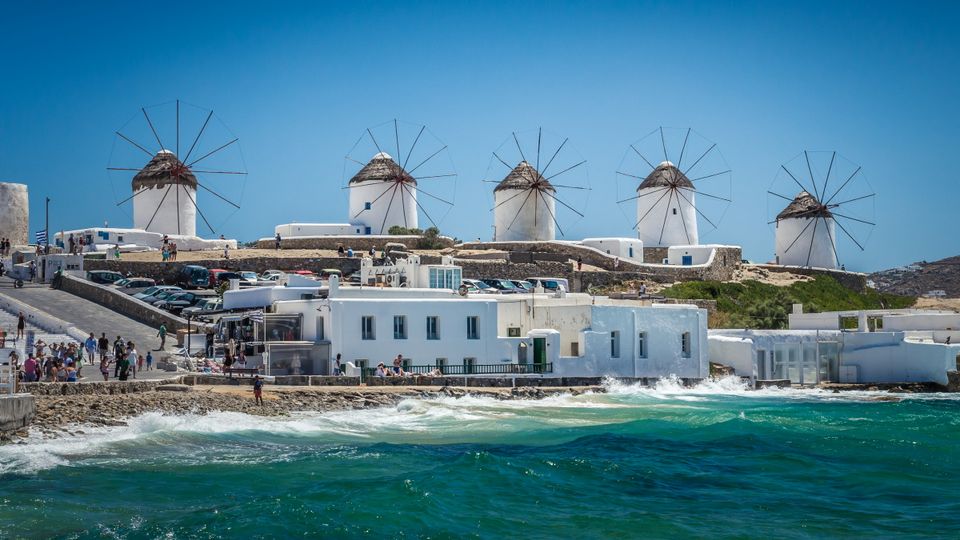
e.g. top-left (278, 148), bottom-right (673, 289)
top-left (493, 161), bottom-right (556, 242)
top-left (0, 182), bottom-right (29, 245)
top-left (131, 150), bottom-right (197, 237)
top-left (348, 152), bottom-right (418, 234)
top-left (636, 161), bottom-right (698, 247)
top-left (774, 191), bottom-right (837, 269)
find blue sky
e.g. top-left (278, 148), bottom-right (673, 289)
top-left (1, 1), bottom-right (957, 271)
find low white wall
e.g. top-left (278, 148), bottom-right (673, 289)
top-left (580, 238), bottom-right (643, 263)
top-left (708, 335), bottom-right (756, 378)
top-left (275, 223), bottom-right (361, 237)
top-left (840, 332), bottom-right (958, 385)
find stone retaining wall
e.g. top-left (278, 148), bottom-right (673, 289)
top-left (0, 394), bottom-right (36, 433)
top-left (179, 374), bottom-right (361, 386)
top-left (20, 379), bottom-right (179, 395)
top-left (752, 264), bottom-right (867, 292)
top-left (59, 274), bottom-right (194, 333)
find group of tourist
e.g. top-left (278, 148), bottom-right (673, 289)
top-left (373, 354), bottom-right (442, 378)
top-left (65, 233), bottom-right (87, 254)
top-left (161, 236), bottom-right (179, 261)
top-left (0, 237), bottom-right (13, 257)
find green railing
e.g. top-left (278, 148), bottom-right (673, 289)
top-left (363, 362), bottom-right (553, 379)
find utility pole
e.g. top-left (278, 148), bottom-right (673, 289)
top-left (44, 197), bottom-right (50, 253)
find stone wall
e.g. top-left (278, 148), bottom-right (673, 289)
top-left (0, 182), bottom-right (29, 246)
top-left (179, 374), bottom-right (361, 386)
top-left (752, 264), bottom-right (867, 292)
top-left (59, 274), bottom-right (194, 333)
top-left (644, 247), bottom-right (669, 264)
top-left (85, 257), bottom-right (364, 285)
top-left (255, 235), bottom-right (454, 251)
top-left (20, 379), bottom-right (179, 396)
top-left (460, 241), bottom-right (646, 271)
top-left (0, 394), bottom-right (36, 433)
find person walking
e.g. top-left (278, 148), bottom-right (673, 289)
top-left (99, 356), bottom-right (112, 382)
top-left (576, 256), bottom-right (583, 271)
top-left (253, 375), bottom-right (264, 406)
top-left (16, 311), bottom-right (25, 340)
top-left (98, 333), bottom-right (109, 361)
top-left (334, 353), bottom-right (343, 376)
top-left (145, 351), bottom-right (153, 371)
top-left (275, 233), bottom-right (282, 250)
top-left (84, 333), bottom-right (97, 365)
top-left (157, 324), bottom-right (167, 351)
top-left (113, 336), bottom-right (124, 377)
top-left (127, 343), bottom-right (138, 379)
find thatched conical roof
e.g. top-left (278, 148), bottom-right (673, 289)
top-left (349, 152), bottom-right (416, 186)
top-left (494, 161), bottom-right (555, 193)
top-left (131, 150), bottom-right (198, 190)
top-left (637, 161), bottom-right (694, 192)
top-left (777, 191), bottom-right (833, 220)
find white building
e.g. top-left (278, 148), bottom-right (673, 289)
top-left (493, 162), bottom-right (556, 242)
top-left (53, 227), bottom-right (234, 254)
top-left (243, 274), bottom-right (709, 379)
top-left (581, 238), bottom-right (643, 264)
top-left (709, 306), bottom-right (960, 386)
top-left (774, 191), bottom-right (837, 269)
top-left (636, 161), bottom-right (698, 247)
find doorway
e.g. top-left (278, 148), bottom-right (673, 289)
top-left (533, 337), bottom-right (546, 372)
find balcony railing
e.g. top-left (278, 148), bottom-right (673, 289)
top-left (363, 362), bottom-right (553, 379)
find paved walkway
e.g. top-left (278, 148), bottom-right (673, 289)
top-left (0, 280), bottom-right (177, 381)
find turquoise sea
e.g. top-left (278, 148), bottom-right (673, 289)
top-left (2, 379), bottom-right (959, 539)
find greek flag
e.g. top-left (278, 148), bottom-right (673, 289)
top-left (247, 310), bottom-right (265, 323)
top-left (35, 230), bottom-right (47, 244)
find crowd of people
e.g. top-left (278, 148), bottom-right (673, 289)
top-left (161, 235), bottom-right (179, 261)
top-left (372, 354), bottom-right (442, 378)
top-left (0, 238), bottom-right (13, 257)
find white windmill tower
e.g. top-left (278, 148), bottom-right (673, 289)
top-left (487, 128), bottom-right (589, 242)
top-left (768, 151), bottom-right (875, 269)
top-left (111, 100), bottom-right (246, 237)
top-left (617, 128), bottom-right (732, 247)
top-left (346, 120), bottom-right (457, 235)
top-left (347, 152), bottom-right (418, 234)
top-left (493, 161), bottom-right (556, 241)
top-left (131, 150), bottom-right (198, 236)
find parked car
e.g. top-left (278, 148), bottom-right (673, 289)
top-left (261, 269), bottom-right (284, 279)
top-left (212, 271), bottom-right (248, 287)
top-left (87, 270), bottom-right (124, 284)
top-left (239, 271), bottom-right (260, 283)
top-left (117, 277), bottom-right (156, 291)
top-left (177, 265), bottom-right (210, 289)
top-left (510, 280), bottom-right (534, 292)
top-left (155, 291), bottom-right (208, 314)
top-left (182, 297), bottom-right (223, 317)
top-left (526, 277), bottom-right (570, 292)
top-left (480, 278), bottom-right (521, 293)
top-left (148, 289), bottom-right (187, 306)
top-left (133, 285), bottom-right (180, 301)
top-left (462, 279), bottom-right (499, 294)
top-left (208, 268), bottom-right (228, 288)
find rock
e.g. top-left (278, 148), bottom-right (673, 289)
top-left (156, 384), bottom-right (192, 393)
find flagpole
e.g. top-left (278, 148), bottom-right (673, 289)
top-left (45, 197), bottom-right (50, 253)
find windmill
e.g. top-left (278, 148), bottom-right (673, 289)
top-left (616, 127), bottom-right (732, 247)
top-left (486, 128), bottom-right (589, 241)
top-left (108, 100), bottom-right (246, 236)
top-left (344, 120), bottom-right (457, 235)
top-left (767, 151), bottom-right (875, 269)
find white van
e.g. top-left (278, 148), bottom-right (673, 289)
top-left (526, 277), bottom-right (569, 292)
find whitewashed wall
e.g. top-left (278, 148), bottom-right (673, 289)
top-left (775, 217), bottom-right (837, 269)
top-left (581, 238), bottom-right (643, 263)
top-left (493, 188), bottom-right (556, 242)
top-left (348, 181), bottom-right (418, 234)
top-left (275, 223), bottom-right (361, 237)
top-left (133, 185), bottom-right (197, 237)
top-left (636, 188), bottom-right (698, 247)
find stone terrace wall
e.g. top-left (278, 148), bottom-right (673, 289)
top-left (20, 379), bottom-right (179, 395)
top-left (752, 264), bottom-right (867, 292)
top-left (255, 235), bottom-right (454, 251)
top-left (85, 257), bottom-right (364, 285)
top-left (460, 241), bottom-right (646, 271)
top-left (59, 274), bottom-right (193, 332)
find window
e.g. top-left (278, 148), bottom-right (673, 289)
top-left (610, 331), bottom-right (620, 358)
top-left (316, 316), bottom-right (325, 341)
top-left (507, 327), bottom-right (521, 338)
top-left (638, 331), bottom-right (647, 358)
top-left (361, 316), bottom-right (375, 340)
top-left (429, 267), bottom-right (463, 289)
top-left (364, 202), bottom-right (372, 210)
top-left (436, 358), bottom-right (447, 370)
top-left (426, 316), bottom-right (440, 340)
top-left (393, 315), bottom-right (407, 339)
top-left (672, 208), bottom-right (677, 215)
top-left (467, 316), bottom-right (479, 340)
top-left (463, 357), bottom-right (475, 374)
top-left (681, 332), bottom-right (691, 358)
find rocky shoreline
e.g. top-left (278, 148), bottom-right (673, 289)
top-left (4, 385), bottom-right (600, 442)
